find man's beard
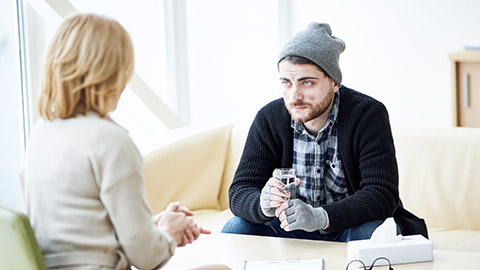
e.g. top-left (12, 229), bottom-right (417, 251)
top-left (286, 86), bottom-right (334, 124)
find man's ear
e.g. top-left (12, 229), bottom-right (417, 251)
top-left (332, 81), bottom-right (340, 92)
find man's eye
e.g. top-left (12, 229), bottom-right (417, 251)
top-left (281, 81), bottom-right (291, 86)
top-left (303, 81), bottom-right (312, 86)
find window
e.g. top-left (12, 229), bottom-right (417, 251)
top-left (2, 0), bottom-right (286, 211)
top-left (22, 0), bottom-right (284, 154)
top-left (25, 0), bottom-right (175, 154)
top-left (0, 0), bottom-right (28, 212)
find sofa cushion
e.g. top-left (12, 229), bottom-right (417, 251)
top-left (429, 228), bottom-right (480, 252)
top-left (191, 209), bottom-right (234, 233)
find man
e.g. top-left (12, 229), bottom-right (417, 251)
top-left (221, 23), bottom-right (427, 242)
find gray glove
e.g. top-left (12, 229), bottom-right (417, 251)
top-left (260, 181), bottom-right (276, 217)
top-left (284, 199), bottom-right (329, 232)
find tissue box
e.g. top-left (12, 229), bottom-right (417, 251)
top-left (347, 235), bottom-right (433, 267)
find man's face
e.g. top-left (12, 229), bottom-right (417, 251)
top-left (279, 60), bottom-right (339, 124)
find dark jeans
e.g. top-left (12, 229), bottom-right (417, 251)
top-left (221, 216), bottom-right (401, 242)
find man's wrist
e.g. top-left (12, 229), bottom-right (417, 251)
top-left (318, 207), bottom-right (330, 230)
top-left (261, 205), bottom-right (275, 217)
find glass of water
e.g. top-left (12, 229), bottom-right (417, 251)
top-left (273, 168), bottom-right (296, 199)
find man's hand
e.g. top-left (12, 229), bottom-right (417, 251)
top-left (260, 177), bottom-right (290, 217)
top-left (278, 199), bottom-right (328, 232)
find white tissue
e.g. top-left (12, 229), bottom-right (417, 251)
top-left (369, 217), bottom-right (402, 243)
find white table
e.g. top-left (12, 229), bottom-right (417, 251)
top-left (161, 233), bottom-right (479, 270)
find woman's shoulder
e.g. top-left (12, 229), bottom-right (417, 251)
top-left (32, 112), bottom-right (133, 148)
top-left (82, 112), bottom-right (129, 138)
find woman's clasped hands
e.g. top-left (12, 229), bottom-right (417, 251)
top-left (153, 202), bottom-right (211, 247)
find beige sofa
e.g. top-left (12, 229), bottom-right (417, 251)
top-left (144, 123), bottom-right (480, 252)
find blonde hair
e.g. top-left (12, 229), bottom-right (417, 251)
top-left (38, 13), bottom-right (134, 120)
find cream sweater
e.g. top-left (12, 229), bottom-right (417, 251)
top-left (20, 112), bottom-right (174, 270)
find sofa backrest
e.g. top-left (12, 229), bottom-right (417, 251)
top-left (393, 127), bottom-right (480, 231)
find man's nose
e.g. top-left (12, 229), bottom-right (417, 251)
top-left (290, 84), bottom-right (303, 101)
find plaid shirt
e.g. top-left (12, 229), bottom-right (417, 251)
top-left (292, 91), bottom-right (348, 207)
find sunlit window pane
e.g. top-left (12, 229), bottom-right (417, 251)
top-left (110, 88), bottom-right (169, 154)
top-left (0, 0), bottom-right (25, 212)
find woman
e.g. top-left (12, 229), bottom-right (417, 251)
top-left (20, 13), bottom-right (227, 270)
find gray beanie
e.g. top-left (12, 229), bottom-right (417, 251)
top-left (278, 23), bottom-right (345, 84)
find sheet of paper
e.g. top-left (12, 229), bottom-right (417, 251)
top-left (243, 258), bottom-right (324, 270)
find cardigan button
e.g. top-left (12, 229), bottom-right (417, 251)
top-left (316, 168), bottom-right (321, 173)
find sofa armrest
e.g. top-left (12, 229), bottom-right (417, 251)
top-left (143, 125), bottom-right (233, 214)
top-left (218, 123), bottom-right (250, 210)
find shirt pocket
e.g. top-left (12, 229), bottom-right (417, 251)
top-left (325, 154), bottom-right (347, 194)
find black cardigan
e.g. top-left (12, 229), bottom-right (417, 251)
top-left (228, 86), bottom-right (428, 237)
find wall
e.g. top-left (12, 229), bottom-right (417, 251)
top-left (288, 0), bottom-right (480, 128)
top-left (185, 0), bottom-right (281, 126)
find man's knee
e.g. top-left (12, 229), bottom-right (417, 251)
top-left (221, 216), bottom-right (277, 237)
top-left (221, 216), bottom-right (259, 234)
top-left (221, 216), bottom-right (247, 234)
